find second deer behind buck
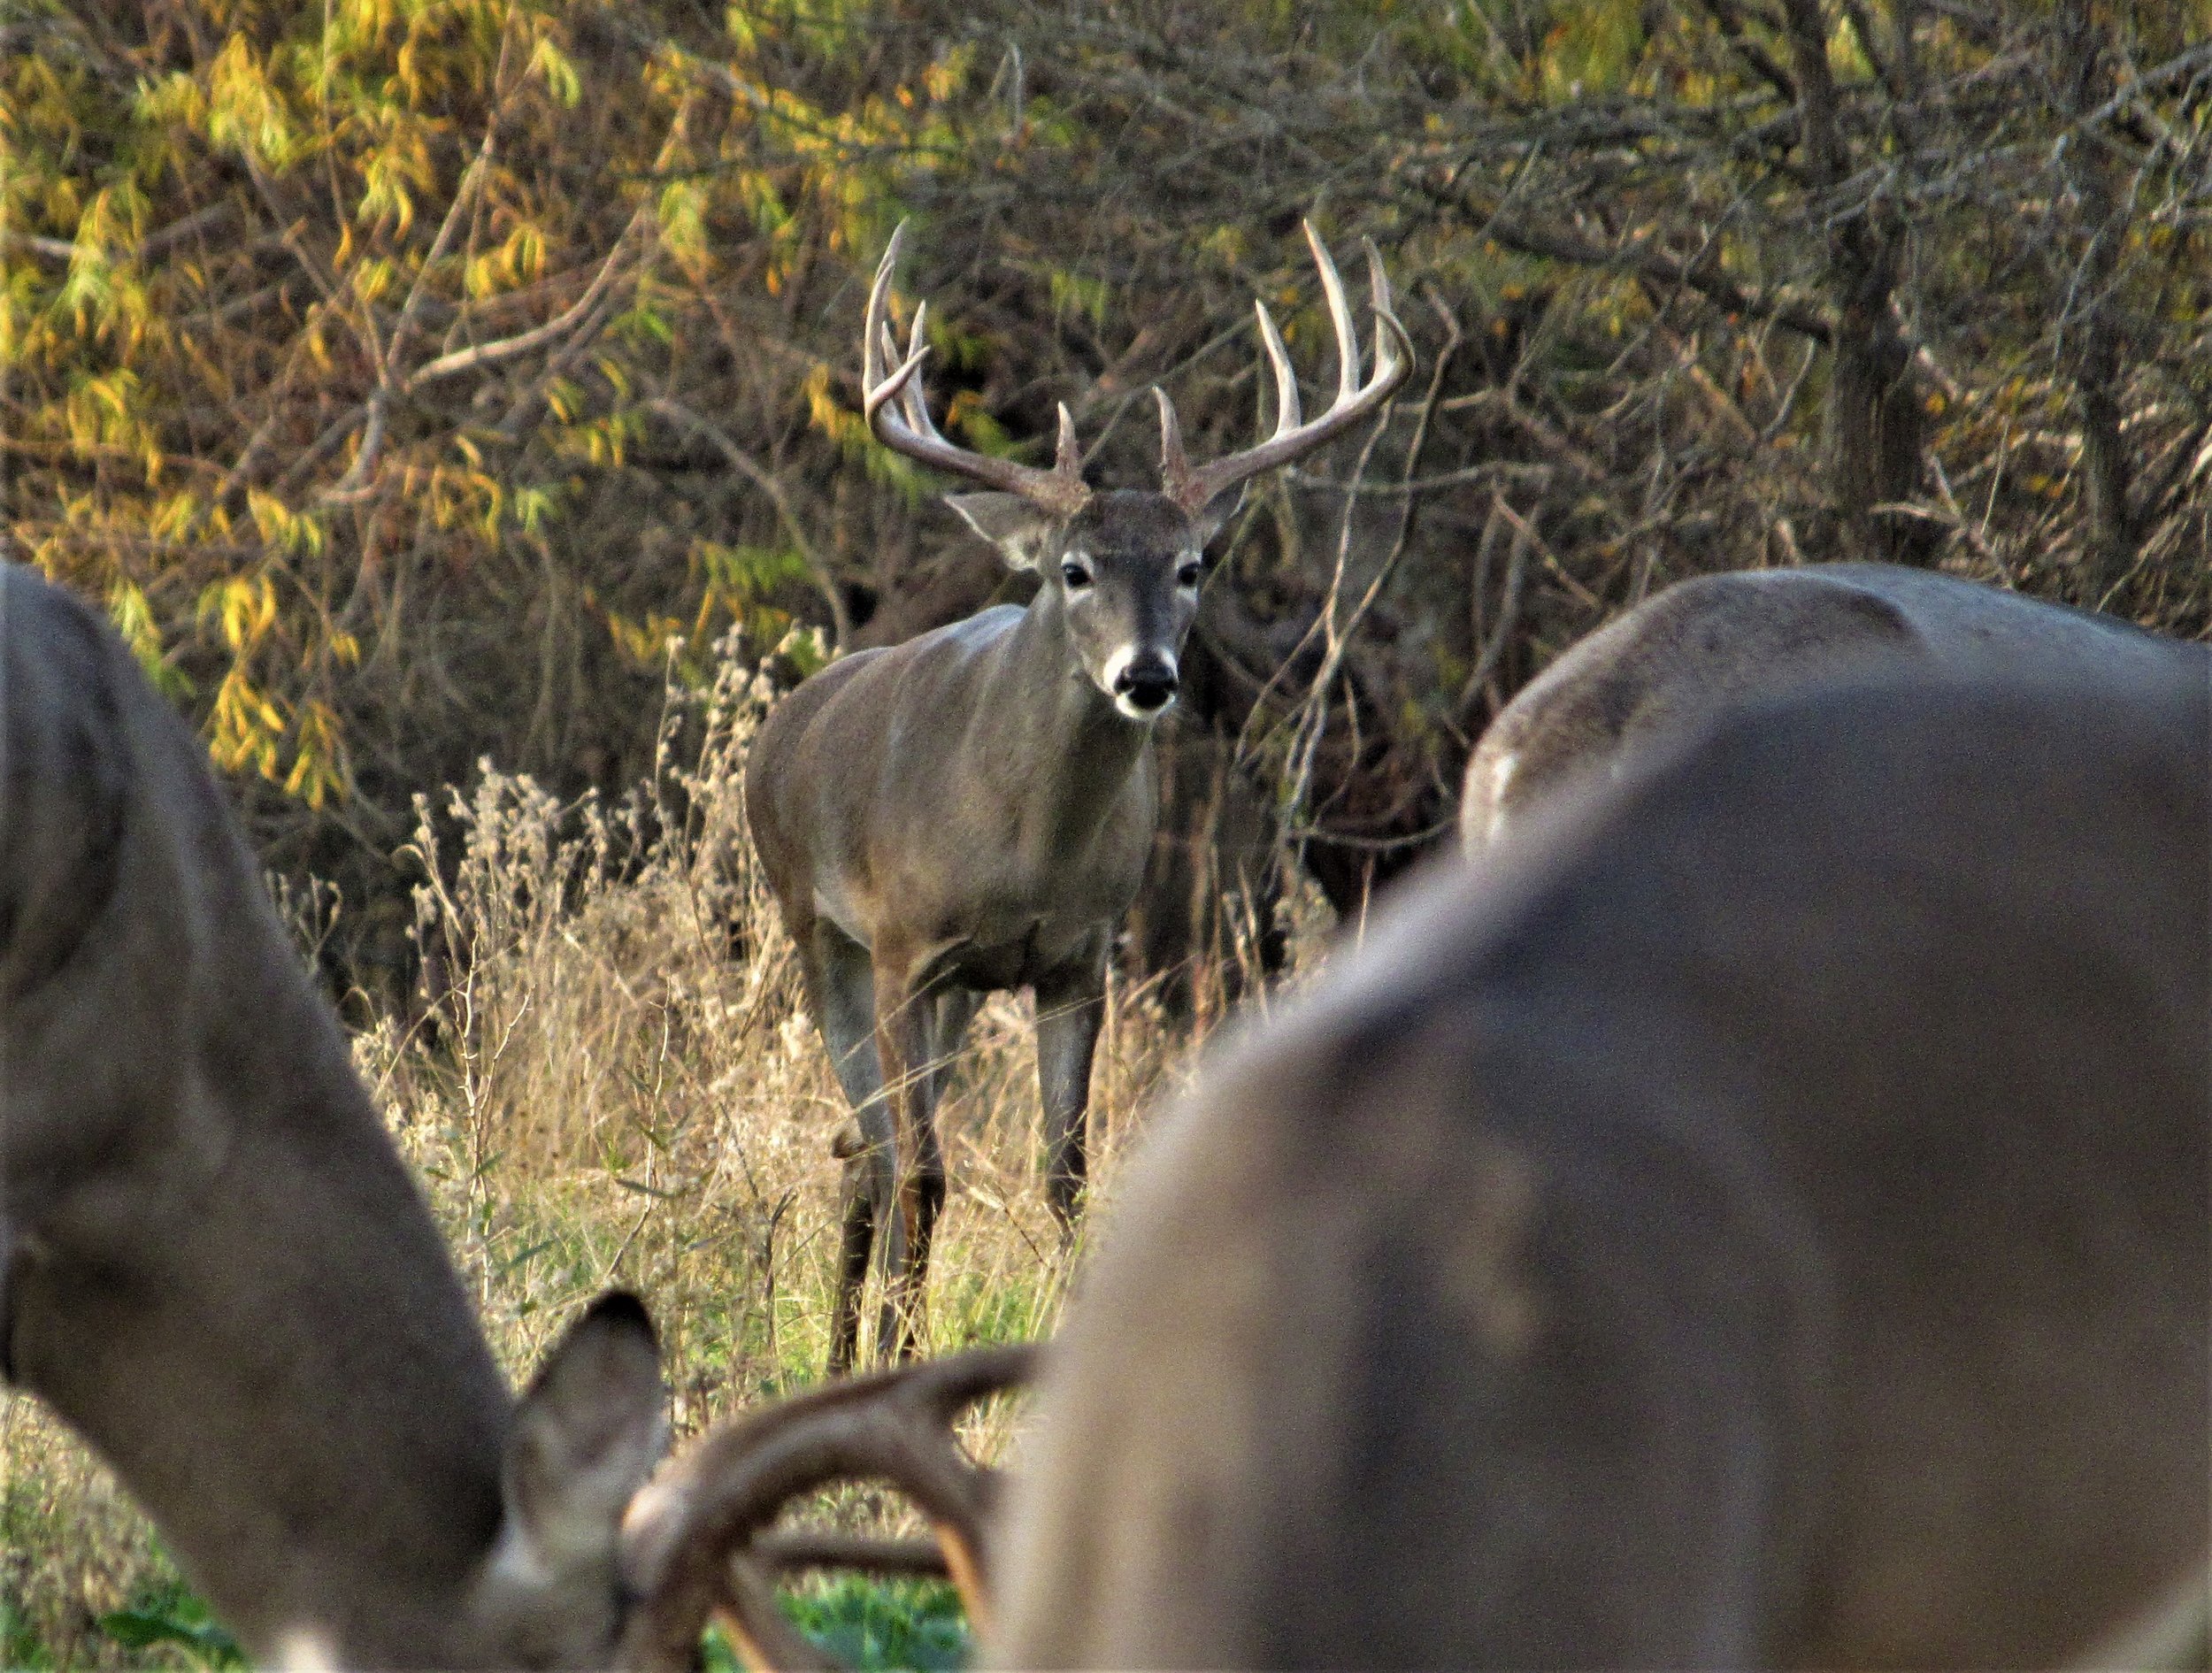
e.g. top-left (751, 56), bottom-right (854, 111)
top-left (1463, 561), bottom-right (2203, 849)
top-left (996, 665), bottom-right (2210, 1669)
top-left (745, 222), bottom-right (1409, 1372)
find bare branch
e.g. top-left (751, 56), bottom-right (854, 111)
top-left (647, 396), bottom-right (852, 644)
top-left (1459, 202), bottom-right (1836, 345)
top-left (0, 201), bottom-right (236, 266)
top-left (404, 213), bottom-right (642, 392)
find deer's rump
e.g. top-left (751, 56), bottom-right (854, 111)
top-left (1463, 562), bottom-right (2200, 847)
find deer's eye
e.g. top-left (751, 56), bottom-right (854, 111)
top-left (1061, 561), bottom-right (1093, 590)
top-left (1177, 560), bottom-right (1203, 588)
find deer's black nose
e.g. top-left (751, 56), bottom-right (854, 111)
top-left (1115, 656), bottom-right (1179, 712)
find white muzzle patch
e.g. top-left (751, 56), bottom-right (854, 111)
top-left (1102, 646), bottom-right (1178, 721)
top-left (1100, 644), bottom-right (1137, 699)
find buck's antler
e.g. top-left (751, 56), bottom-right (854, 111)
top-left (618, 1343), bottom-right (1040, 1673)
top-left (1156, 220), bottom-right (1413, 516)
top-left (862, 225), bottom-right (1090, 516)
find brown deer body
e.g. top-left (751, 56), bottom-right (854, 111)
top-left (0, 565), bottom-right (668, 1667)
top-left (996, 666), bottom-right (2209, 1669)
top-left (1463, 562), bottom-right (2201, 848)
top-left (745, 223), bottom-right (1409, 1371)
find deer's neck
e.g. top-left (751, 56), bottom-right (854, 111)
top-left (10, 821), bottom-right (512, 1660)
top-left (978, 593), bottom-right (1155, 863)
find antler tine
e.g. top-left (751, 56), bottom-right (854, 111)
top-left (897, 1340), bottom-right (1041, 1425)
top-left (1363, 235), bottom-right (1407, 376)
top-left (878, 303), bottom-right (937, 441)
top-left (1158, 219), bottom-right (1415, 518)
top-left (1156, 387), bottom-right (1192, 503)
top-left (857, 223), bottom-right (1089, 517)
top-left (618, 1344), bottom-right (1041, 1673)
top-left (1053, 402), bottom-right (1079, 476)
top-left (757, 1531), bottom-right (957, 1577)
top-left (1253, 298), bottom-right (1303, 434)
top-left (718, 1561), bottom-right (841, 1673)
top-left (1304, 219), bottom-right (1363, 406)
top-left (861, 224), bottom-right (926, 423)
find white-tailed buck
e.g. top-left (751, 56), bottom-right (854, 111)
top-left (0, 566), bottom-right (671, 1665)
top-left (995, 666), bottom-right (2210, 1669)
top-left (1463, 561), bottom-right (2203, 848)
top-left (745, 221), bottom-right (1409, 1372)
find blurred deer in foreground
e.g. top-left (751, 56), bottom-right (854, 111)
top-left (1463, 561), bottom-right (2204, 848)
top-left (0, 561), bottom-right (1040, 1670)
top-left (997, 666), bottom-right (2209, 1669)
top-left (0, 564), bottom-right (670, 1667)
top-left (745, 221), bottom-right (1410, 1372)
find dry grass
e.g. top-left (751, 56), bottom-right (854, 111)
top-left (1, 645), bottom-right (1326, 1669)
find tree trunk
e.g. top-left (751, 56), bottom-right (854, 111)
top-left (1782, 0), bottom-right (1932, 564)
top-left (2057, 0), bottom-right (2139, 602)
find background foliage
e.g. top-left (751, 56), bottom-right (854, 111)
top-left (8, 0), bottom-right (2211, 988)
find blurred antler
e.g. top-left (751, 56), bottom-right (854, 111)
top-left (618, 1343), bottom-right (1041, 1673)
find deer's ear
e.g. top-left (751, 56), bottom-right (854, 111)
top-left (498, 1291), bottom-right (667, 1571)
top-left (946, 493), bottom-right (1061, 572)
top-left (1191, 481), bottom-right (1248, 549)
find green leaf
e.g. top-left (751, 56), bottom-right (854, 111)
top-left (530, 36), bottom-right (583, 107)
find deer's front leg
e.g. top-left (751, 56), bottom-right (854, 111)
top-left (872, 952), bottom-right (944, 1362)
top-left (1034, 957), bottom-right (1107, 1236)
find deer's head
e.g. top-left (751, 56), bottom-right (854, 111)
top-left (862, 222), bottom-right (1411, 722)
top-left (455, 1296), bottom-right (666, 1669)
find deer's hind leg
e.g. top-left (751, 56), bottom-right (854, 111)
top-left (871, 949), bottom-right (948, 1362)
top-left (802, 921), bottom-right (889, 1377)
top-left (1035, 952), bottom-right (1108, 1237)
top-left (926, 988), bottom-right (981, 1109)
top-left (882, 986), bottom-right (976, 1342)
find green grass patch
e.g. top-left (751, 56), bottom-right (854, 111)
top-left (96, 1579), bottom-right (244, 1670)
top-left (773, 1576), bottom-right (971, 1671)
top-left (2, 1597), bottom-right (55, 1672)
top-left (18, 1571), bottom-right (960, 1673)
